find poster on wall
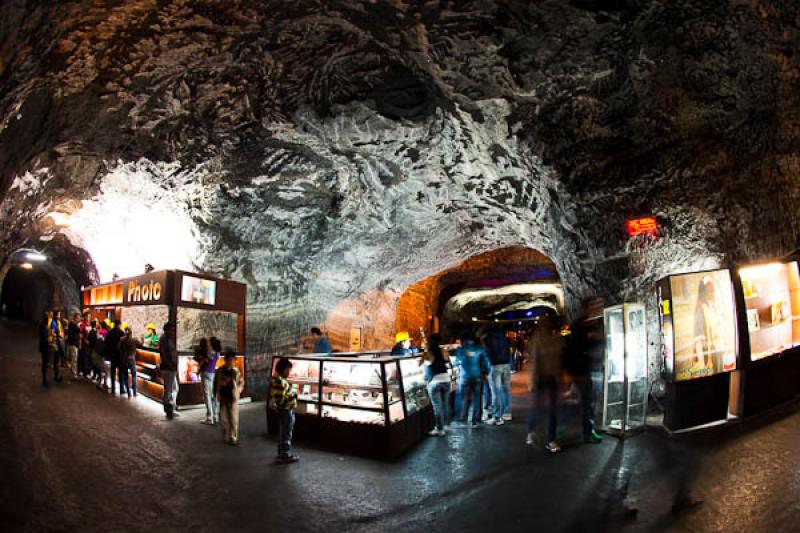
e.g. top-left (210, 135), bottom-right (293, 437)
top-left (739, 262), bottom-right (800, 361)
top-left (669, 269), bottom-right (738, 381)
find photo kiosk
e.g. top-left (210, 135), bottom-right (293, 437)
top-left (82, 270), bottom-right (248, 406)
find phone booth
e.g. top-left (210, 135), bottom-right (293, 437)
top-left (602, 303), bottom-right (648, 436)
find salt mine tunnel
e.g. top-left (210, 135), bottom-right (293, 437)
top-left (1, 0), bottom-right (799, 398)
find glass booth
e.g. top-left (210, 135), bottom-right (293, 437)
top-left (602, 303), bottom-right (648, 436)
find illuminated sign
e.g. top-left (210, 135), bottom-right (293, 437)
top-left (181, 275), bottom-right (216, 305)
top-left (626, 217), bottom-right (658, 238)
top-left (128, 279), bottom-right (163, 303)
top-left (88, 284), bottom-right (124, 305)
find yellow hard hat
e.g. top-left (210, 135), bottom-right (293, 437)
top-left (121, 322), bottom-right (129, 330)
top-left (395, 331), bottom-right (410, 343)
top-left (146, 323), bottom-right (156, 331)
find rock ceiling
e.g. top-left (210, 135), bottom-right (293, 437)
top-left (1, 1), bottom-right (799, 352)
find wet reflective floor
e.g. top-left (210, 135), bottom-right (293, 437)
top-left (2, 320), bottom-right (799, 532)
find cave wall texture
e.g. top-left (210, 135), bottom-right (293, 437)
top-left (1, 1), bottom-right (800, 377)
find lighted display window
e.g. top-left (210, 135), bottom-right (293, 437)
top-left (88, 284), bottom-right (124, 305)
top-left (739, 262), bottom-right (800, 361)
top-left (668, 270), bottom-right (738, 381)
top-left (180, 275), bottom-right (216, 305)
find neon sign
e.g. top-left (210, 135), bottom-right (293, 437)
top-left (626, 217), bottom-right (658, 238)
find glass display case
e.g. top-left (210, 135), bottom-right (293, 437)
top-left (602, 303), bottom-right (648, 436)
top-left (266, 353), bottom-right (434, 457)
top-left (738, 262), bottom-right (800, 361)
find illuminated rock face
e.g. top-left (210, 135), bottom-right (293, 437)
top-left (1, 2), bottom-right (799, 367)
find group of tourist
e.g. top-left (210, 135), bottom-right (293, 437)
top-left (419, 298), bottom-right (606, 453)
top-left (37, 311), bottom-right (244, 446)
top-left (37, 310), bottom-right (140, 395)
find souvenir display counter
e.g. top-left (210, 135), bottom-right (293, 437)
top-left (266, 353), bottom-right (434, 458)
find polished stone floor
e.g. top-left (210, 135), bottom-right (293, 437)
top-left (2, 320), bottom-right (799, 532)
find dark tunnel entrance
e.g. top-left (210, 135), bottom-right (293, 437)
top-left (0, 265), bottom-right (54, 323)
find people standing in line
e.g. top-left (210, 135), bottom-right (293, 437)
top-left (118, 326), bottom-right (139, 398)
top-left (159, 322), bottom-right (179, 419)
top-left (50, 310), bottom-right (65, 382)
top-left (38, 312), bottom-right (54, 387)
top-left (105, 320), bottom-right (125, 395)
top-left (310, 327), bottom-right (332, 355)
top-left (91, 320), bottom-right (107, 389)
top-left (454, 337), bottom-right (491, 428)
top-left (271, 357), bottom-right (299, 463)
top-left (485, 327), bottom-right (513, 425)
top-left (78, 313), bottom-right (92, 378)
top-left (66, 313), bottom-right (81, 383)
top-left (199, 338), bottom-right (221, 425)
top-left (424, 333), bottom-right (451, 436)
top-left (526, 315), bottom-right (565, 453)
top-left (391, 331), bottom-right (418, 357)
top-left (215, 350), bottom-right (244, 445)
top-left (567, 298), bottom-right (604, 444)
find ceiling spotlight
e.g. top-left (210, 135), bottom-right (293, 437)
top-left (25, 252), bottom-right (47, 261)
top-left (471, 317), bottom-right (478, 322)
top-left (20, 263), bottom-right (33, 270)
top-left (526, 311), bottom-right (533, 317)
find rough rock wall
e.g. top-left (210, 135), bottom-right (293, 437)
top-left (1, 2), bottom-right (799, 379)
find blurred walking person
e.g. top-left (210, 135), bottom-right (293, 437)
top-left (50, 310), bottom-right (65, 382)
top-left (215, 350), bottom-right (244, 445)
top-left (526, 315), bottom-right (565, 453)
top-left (159, 322), bottom-right (179, 419)
top-left (567, 298), bottom-right (604, 444)
top-left (78, 313), bottom-right (92, 378)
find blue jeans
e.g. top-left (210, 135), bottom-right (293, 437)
top-left (427, 379), bottom-right (451, 430)
top-left (527, 382), bottom-right (559, 443)
top-left (161, 370), bottom-right (178, 416)
top-left (458, 378), bottom-right (482, 424)
top-left (202, 372), bottom-right (218, 422)
top-left (120, 359), bottom-right (137, 395)
top-left (489, 364), bottom-right (511, 419)
top-left (278, 409), bottom-right (295, 457)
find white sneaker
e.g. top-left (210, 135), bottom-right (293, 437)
top-left (486, 418), bottom-right (496, 426)
top-left (526, 432), bottom-right (537, 445)
top-left (545, 441), bottom-right (562, 453)
top-left (495, 418), bottom-right (505, 426)
top-left (428, 428), bottom-right (444, 436)
top-left (502, 414), bottom-right (512, 421)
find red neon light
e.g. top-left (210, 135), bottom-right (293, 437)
top-left (627, 217), bottom-right (658, 237)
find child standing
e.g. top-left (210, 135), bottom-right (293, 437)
top-left (270, 358), bottom-right (299, 464)
top-left (214, 350), bottom-right (244, 445)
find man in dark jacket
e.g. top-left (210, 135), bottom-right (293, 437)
top-left (104, 320), bottom-right (125, 395)
top-left (485, 328), bottom-right (513, 425)
top-left (567, 298), bottom-right (604, 444)
top-left (159, 322), bottom-right (179, 419)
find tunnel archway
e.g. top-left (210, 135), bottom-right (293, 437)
top-left (395, 246), bottom-right (563, 342)
top-left (0, 265), bottom-right (54, 323)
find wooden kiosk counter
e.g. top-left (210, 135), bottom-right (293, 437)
top-left (82, 270), bottom-right (248, 406)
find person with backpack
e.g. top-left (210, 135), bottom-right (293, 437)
top-left (453, 337), bottom-right (491, 428)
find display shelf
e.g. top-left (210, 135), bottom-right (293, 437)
top-left (321, 401), bottom-right (385, 411)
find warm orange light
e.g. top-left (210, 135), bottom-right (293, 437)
top-left (627, 217), bottom-right (658, 237)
